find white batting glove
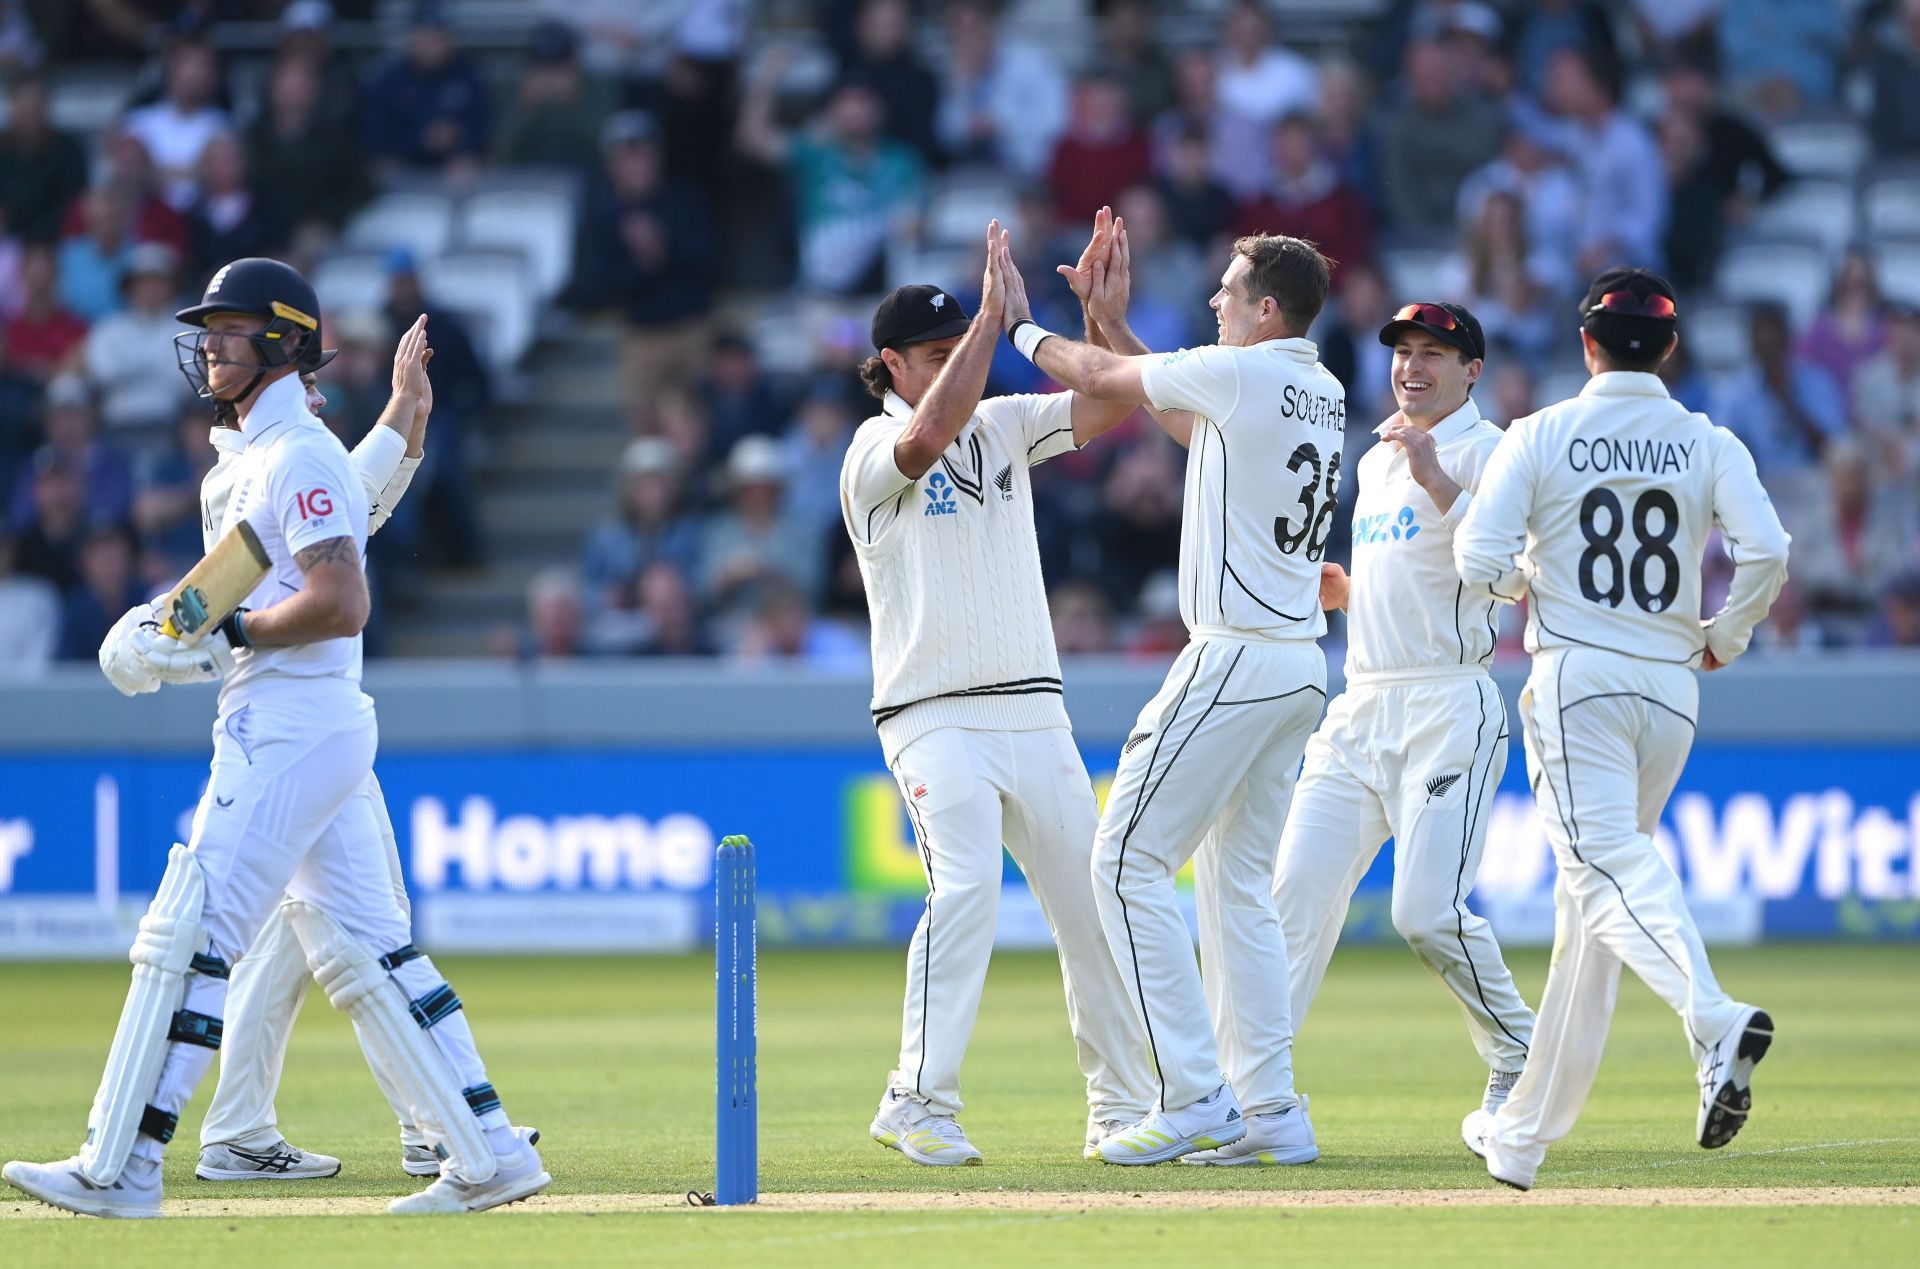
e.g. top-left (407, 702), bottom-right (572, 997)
top-left (131, 623), bottom-right (236, 685)
top-left (98, 603), bottom-right (163, 697)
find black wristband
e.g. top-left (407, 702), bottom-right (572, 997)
top-left (1006, 318), bottom-right (1035, 348)
top-left (218, 608), bottom-right (251, 649)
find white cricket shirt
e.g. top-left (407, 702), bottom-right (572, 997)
top-left (1138, 337), bottom-right (1347, 642)
top-left (201, 420), bottom-right (414, 553)
top-left (840, 389), bottom-right (1078, 761)
top-left (1454, 372), bottom-right (1791, 666)
top-left (1345, 398), bottom-right (1503, 679)
top-left (215, 374), bottom-right (372, 703)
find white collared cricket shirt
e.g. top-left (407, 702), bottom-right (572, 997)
top-left (840, 389), bottom-right (1079, 761)
top-left (1454, 371), bottom-right (1791, 666)
top-left (1345, 397), bottom-right (1504, 678)
top-left (1138, 338), bottom-right (1347, 642)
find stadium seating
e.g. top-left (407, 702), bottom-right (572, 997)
top-left (1683, 300), bottom-right (1752, 373)
top-left (459, 188), bottom-right (575, 303)
top-left (1713, 242), bottom-right (1834, 327)
top-left (1747, 179), bottom-right (1858, 258)
top-left (422, 250), bottom-right (537, 370)
top-left (1863, 174), bottom-right (1920, 240)
top-left (1768, 118), bottom-right (1872, 182)
top-left (344, 190), bottom-right (457, 261)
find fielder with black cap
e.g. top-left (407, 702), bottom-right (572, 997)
top-left (1454, 266), bottom-right (1791, 1190)
top-left (843, 216), bottom-right (1154, 1166)
top-left (4, 258), bottom-right (548, 1217)
top-left (1273, 299), bottom-right (1538, 1157)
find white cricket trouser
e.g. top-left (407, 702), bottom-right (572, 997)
top-left (1491, 647), bottom-right (1745, 1166)
top-left (1275, 670), bottom-right (1535, 1071)
top-left (199, 772), bottom-right (418, 1149)
top-left (1092, 636), bottom-right (1325, 1116)
top-left (888, 725), bottom-right (1152, 1122)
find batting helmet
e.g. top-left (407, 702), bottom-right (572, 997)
top-left (174, 257), bottom-right (324, 404)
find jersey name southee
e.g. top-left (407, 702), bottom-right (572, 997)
top-left (1282, 383), bottom-right (1346, 434)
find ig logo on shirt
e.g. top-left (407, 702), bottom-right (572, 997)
top-left (923, 471), bottom-right (957, 517)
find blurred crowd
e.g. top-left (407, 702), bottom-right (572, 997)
top-left (2, 0), bottom-right (1919, 676)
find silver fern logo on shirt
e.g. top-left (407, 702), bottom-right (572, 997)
top-left (993, 464), bottom-right (1013, 500)
top-left (923, 471), bottom-right (957, 517)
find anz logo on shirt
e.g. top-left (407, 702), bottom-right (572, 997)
top-left (923, 471), bottom-right (958, 517)
top-left (1353, 505), bottom-right (1422, 545)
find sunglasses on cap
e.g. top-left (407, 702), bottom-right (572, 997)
top-left (1391, 302), bottom-right (1458, 330)
top-left (1588, 290), bottom-right (1676, 320)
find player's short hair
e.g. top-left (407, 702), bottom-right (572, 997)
top-left (1231, 234), bottom-right (1331, 335)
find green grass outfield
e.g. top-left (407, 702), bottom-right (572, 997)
top-left (4, 943), bottom-right (1916, 1265)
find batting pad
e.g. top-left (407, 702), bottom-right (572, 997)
top-left (285, 901), bottom-right (498, 1184)
top-left (80, 844), bottom-right (210, 1184)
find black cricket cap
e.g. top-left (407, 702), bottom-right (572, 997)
top-left (1378, 300), bottom-right (1485, 361)
top-left (871, 284), bottom-right (970, 353)
top-left (1580, 266), bottom-right (1677, 359)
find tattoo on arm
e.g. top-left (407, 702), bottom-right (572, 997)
top-left (294, 536), bottom-right (360, 572)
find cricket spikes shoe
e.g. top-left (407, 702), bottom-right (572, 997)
top-left (1464, 1069), bottom-right (1523, 1154)
top-left (388, 1135), bottom-right (551, 1214)
top-left (870, 1090), bottom-right (983, 1166)
top-left (196, 1136), bottom-right (341, 1181)
top-left (1476, 1122), bottom-right (1541, 1192)
top-left (1097, 1083), bottom-right (1247, 1165)
top-left (3, 1154), bottom-right (162, 1219)
top-left (1698, 1006), bottom-right (1774, 1150)
top-left (1084, 1117), bottom-right (1133, 1161)
top-left (1182, 1094), bottom-right (1317, 1166)
top-left (402, 1125), bottom-right (540, 1178)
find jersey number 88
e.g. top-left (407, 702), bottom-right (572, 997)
top-left (1577, 486), bottom-right (1680, 613)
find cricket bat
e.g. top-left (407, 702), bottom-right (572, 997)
top-left (158, 521), bottom-right (271, 643)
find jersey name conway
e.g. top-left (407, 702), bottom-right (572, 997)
top-left (1345, 398), bottom-right (1503, 677)
top-left (215, 374), bottom-right (371, 701)
top-left (1139, 338), bottom-right (1346, 641)
top-left (1455, 372), bottom-right (1791, 665)
top-left (841, 389), bottom-right (1078, 761)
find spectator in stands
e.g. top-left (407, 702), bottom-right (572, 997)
top-left (85, 127), bottom-right (190, 257)
top-left (1378, 38), bottom-right (1505, 230)
top-left (0, 75), bottom-right (87, 245)
top-left (1538, 48), bottom-right (1667, 274)
top-left (1656, 332), bottom-right (1713, 415)
top-left (1092, 436), bottom-right (1183, 612)
top-left (186, 132), bottom-right (286, 281)
top-left (82, 242), bottom-right (191, 455)
top-left (365, 1), bottom-right (493, 178)
top-left (1235, 112), bottom-right (1371, 280)
top-left (1511, 0), bottom-right (1617, 98)
top-left (0, 326), bottom-right (39, 497)
top-left (728, 576), bottom-right (865, 667)
top-left (1658, 110), bottom-right (1728, 293)
top-left (57, 185), bottom-right (136, 322)
top-left (11, 374), bottom-right (130, 530)
top-left (1215, 2), bottom-right (1320, 129)
top-left (1798, 250), bottom-right (1889, 412)
top-left (514, 567), bottom-right (585, 661)
top-left (121, 36), bottom-right (229, 211)
top-left (6, 245), bottom-right (85, 381)
top-left (12, 453), bottom-right (84, 591)
top-left (1438, 190), bottom-right (1554, 363)
top-left (1049, 71), bottom-right (1153, 227)
top-left (631, 560), bottom-right (713, 657)
top-left (0, 529), bottom-right (56, 677)
top-left (1458, 126), bottom-right (1580, 297)
top-left (1718, 0), bottom-right (1846, 120)
top-left (381, 254), bottom-right (489, 567)
top-left (1093, 0), bottom-right (1173, 124)
top-left (1788, 441), bottom-right (1916, 640)
top-left (1113, 184), bottom-right (1208, 348)
top-left (699, 332), bottom-right (787, 466)
top-left (1051, 580), bottom-right (1117, 655)
top-left (700, 434), bottom-right (820, 619)
top-left (131, 402), bottom-right (217, 572)
top-left (1484, 359), bottom-right (1538, 429)
top-left (572, 111), bottom-right (714, 428)
top-left (782, 387), bottom-right (856, 539)
top-left (1713, 302), bottom-right (1848, 474)
top-left (828, 0), bottom-right (941, 163)
top-left (277, 0), bottom-right (363, 133)
top-left (57, 522), bottom-right (141, 661)
top-left (1658, 60), bottom-right (1791, 214)
top-left (246, 54), bottom-right (371, 237)
top-left (1855, 303), bottom-right (1920, 465)
top-left (1152, 123), bottom-right (1235, 250)
top-left (1316, 262), bottom-right (1394, 424)
top-left (497, 19), bottom-right (617, 173)
top-left (1629, 0), bottom-right (1722, 67)
top-left (1867, 572), bottom-right (1920, 648)
top-left (582, 437), bottom-right (702, 626)
top-left (935, 0), bottom-right (1068, 178)
top-left (1867, 0), bottom-right (1920, 157)
top-left (1316, 59), bottom-right (1379, 208)
top-left (737, 66), bottom-right (923, 296)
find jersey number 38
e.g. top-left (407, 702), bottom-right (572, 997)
top-left (1274, 443), bottom-right (1340, 563)
top-left (1577, 486), bottom-right (1680, 613)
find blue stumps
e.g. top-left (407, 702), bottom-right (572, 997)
top-left (715, 835), bottom-right (758, 1205)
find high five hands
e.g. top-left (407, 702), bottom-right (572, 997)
top-left (985, 207), bottom-right (1131, 336)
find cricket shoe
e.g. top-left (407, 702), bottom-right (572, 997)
top-left (388, 1136), bottom-right (551, 1214)
top-left (1097, 1083), bottom-right (1245, 1165)
top-left (402, 1125), bottom-right (541, 1177)
top-left (1084, 1116), bottom-right (1133, 1161)
top-left (870, 1090), bottom-right (982, 1166)
top-left (1182, 1095), bottom-right (1317, 1166)
top-left (1470, 1122), bottom-right (1541, 1192)
top-left (1462, 1069), bottom-right (1522, 1154)
top-left (3, 1154), bottom-right (163, 1219)
top-left (1697, 1006), bottom-right (1773, 1150)
top-left (196, 1136), bottom-right (341, 1181)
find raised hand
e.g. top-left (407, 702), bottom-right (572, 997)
top-left (1055, 206), bottom-right (1114, 307)
top-left (980, 219), bottom-right (1008, 325)
top-left (1087, 215), bottom-right (1132, 332)
top-left (391, 314), bottom-right (431, 402)
top-left (993, 225), bottom-right (1033, 329)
